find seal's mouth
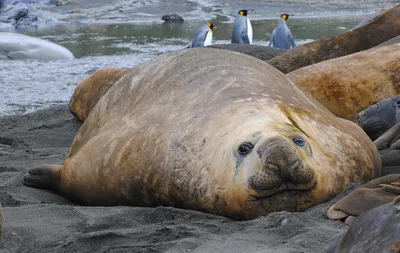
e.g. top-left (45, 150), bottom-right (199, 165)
top-left (247, 180), bottom-right (317, 201)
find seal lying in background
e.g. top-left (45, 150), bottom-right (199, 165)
top-left (69, 68), bottom-right (133, 122)
top-left (356, 95), bottom-right (400, 141)
top-left (0, 32), bottom-right (74, 61)
top-left (286, 44), bottom-right (400, 121)
top-left (267, 5), bottom-right (400, 74)
top-left (23, 48), bottom-right (380, 220)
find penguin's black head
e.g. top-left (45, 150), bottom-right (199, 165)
top-left (238, 9), bottom-right (254, 16)
top-left (281, 14), bottom-right (290, 21)
top-left (207, 23), bottom-right (216, 30)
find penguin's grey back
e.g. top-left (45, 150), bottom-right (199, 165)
top-left (192, 24), bottom-right (210, 48)
top-left (270, 18), bottom-right (295, 49)
top-left (231, 14), bottom-right (248, 44)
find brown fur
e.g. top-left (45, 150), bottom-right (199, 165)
top-left (286, 44), bottom-right (400, 121)
top-left (24, 48), bottom-right (381, 220)
top-left (268, 5), bottom-right (400, 74)
top-left (69, 68), bottom-right (133, 122)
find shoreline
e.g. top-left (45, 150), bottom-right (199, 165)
top-left (0, 0), bottom-right (397, 30)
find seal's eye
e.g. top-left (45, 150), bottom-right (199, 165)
top-left (238, 142), bottom-right (254, 156)
top-left (293, 137), bottom-right (305, 148)
top-left (396, 100), bottom-right (400, 108)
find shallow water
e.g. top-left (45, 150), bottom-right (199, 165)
top-left (0, 15), bottom-right (362, 116)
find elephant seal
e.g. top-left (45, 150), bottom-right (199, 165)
top-left (326, 196), bottom-right (400, 253)
top-left (351, 9), bottom-right (385, 30)
top-left (0, 32), bottom-right (74, 60)
top-left (208, 44), bottom-right (286, 61)
top-left (286, 43), bottom-right (400, 121)
top-left (267, 5), bottom-right (400, 74)
top-left (23, 48), bottom-right (381, 220)
top-left (356, 95), bottom-right (400, 141)
top-left (69, 68), bottom-right (133, 122)
top-left (376, 35), bottom-right (400, 48)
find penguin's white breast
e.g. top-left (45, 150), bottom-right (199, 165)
top-left (204, 30), bottom-right (213, 46)
top-left (247, 18), bottom-right (253, 44)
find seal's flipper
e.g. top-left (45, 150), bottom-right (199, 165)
top-left (327, 188), bottom-right (395, 220)
top-left (362, 174), bottom-right (400, 188)
top-left (23, 164), bottom-right (62, 192)
top-left (374, 123), bottom-right (400, 150)
top-left (327, 176), bottom-right (400, 224)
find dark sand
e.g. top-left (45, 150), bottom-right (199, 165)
top-left (0, 104), bottom-right (359, 253)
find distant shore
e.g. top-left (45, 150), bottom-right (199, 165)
top-left (0, 0), bottom-right (397, 29)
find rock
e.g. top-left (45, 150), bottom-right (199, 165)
top-left (71, 8), bottom-right (85, 14)
top-left (161, 14), bottom-right (184, 23)
top-left (0, 3), bottom-right (59, 28)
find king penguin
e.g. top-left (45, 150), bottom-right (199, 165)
top-left (191, 23), bottom-right (216, 48)
top-left (231, 9), bottom-right (254, 44)
top-left (269, 14), bottom-right (296, 49)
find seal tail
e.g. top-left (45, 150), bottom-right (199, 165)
top-left (23, 164), bottom-right (62, 192)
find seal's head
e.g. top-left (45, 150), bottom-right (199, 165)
top-left (356, 95), bottom-right (400, 141)
top-left (205, 96), bottom-right (379, 220)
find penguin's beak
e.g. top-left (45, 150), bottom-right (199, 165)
top-left (248, 9), bottom-right (254, 13)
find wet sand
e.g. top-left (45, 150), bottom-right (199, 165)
top-left (0, 104), bottom-right (359, 252)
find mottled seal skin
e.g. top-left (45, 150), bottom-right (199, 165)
top-left (267, 5), bottom-right (400, 74)
top-left (286, 44), bottom-right (400, 121)
top-left (69, 68), bottom-right (133, 122)
top-left (326, 196), bottom-right (400, 253)
top-left (23, 48), bottom-right (381, 220)
top-left (356, 95), bottom-right (400, 141)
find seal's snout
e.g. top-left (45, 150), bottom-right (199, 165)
top-left (249, 137), bottom-right (314, 192)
